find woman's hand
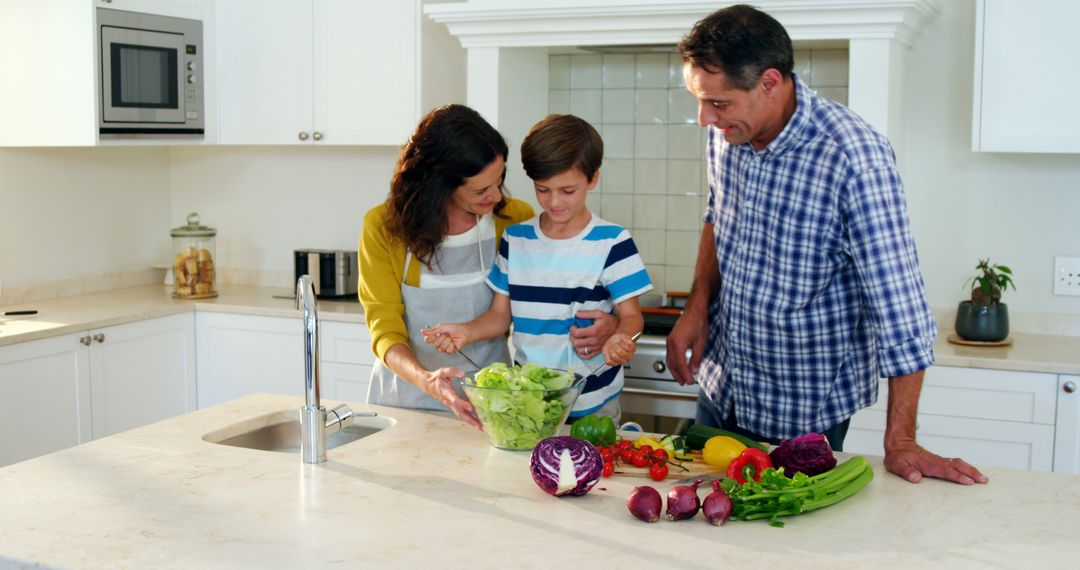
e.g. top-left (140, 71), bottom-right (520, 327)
top-left (422, 366), bottom-right (482, 430)
top-left (421, 323), bottom-right (469, 354)
top-left (601, 332), bottom-right (637, 366)
top-left (569, 310), bottom-right (618, 359)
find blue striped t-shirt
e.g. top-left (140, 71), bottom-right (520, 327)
top-left (487, 215), bottom-right (653, 416)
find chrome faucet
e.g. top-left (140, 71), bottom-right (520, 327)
top-left (297, 275), bottom-right (364, 464)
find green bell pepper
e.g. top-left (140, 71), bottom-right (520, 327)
top-left (570, 414), bottom-right (617, 446)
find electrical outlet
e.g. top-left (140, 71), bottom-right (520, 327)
top-left (1054, 256), bottom-right (1080, 296)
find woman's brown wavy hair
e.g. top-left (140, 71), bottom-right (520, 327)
top-left (384, 104), bottom-right (510, 268)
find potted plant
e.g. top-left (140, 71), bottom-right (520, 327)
top-left (955, 259), bottom-right (1016, 342)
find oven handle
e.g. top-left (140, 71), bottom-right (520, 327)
top-left (622, 387), bottom-right (698, 401)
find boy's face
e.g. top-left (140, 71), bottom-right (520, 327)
top-left (533, 167), bottom-right (598, 228)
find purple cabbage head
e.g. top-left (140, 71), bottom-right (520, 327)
top-left (769, 432), bottom-right (838, 477)
top-left (530, 436), bottom-right (603, 497)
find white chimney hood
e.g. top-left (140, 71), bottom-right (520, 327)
top-left (426, 0), bottom-right (942, 152)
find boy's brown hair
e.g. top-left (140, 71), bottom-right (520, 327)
top-left (520, 114), bottom-right (603, 182)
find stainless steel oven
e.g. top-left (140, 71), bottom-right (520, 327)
top-left (97, 8), bottom-right (204, 135)
top-left (620, 334), bottom-right (699, 422)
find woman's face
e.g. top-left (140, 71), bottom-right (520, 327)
top-left (447, 155), bottom-right (506, 218)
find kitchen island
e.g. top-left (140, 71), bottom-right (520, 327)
top-left (0, 393), bottom-right (1076, 569)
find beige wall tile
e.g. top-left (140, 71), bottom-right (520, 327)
top-left (601, 159), bottom-right (634, 194)
top-left (815, 87), bottom-right (848, 106)
top-left (668, 88), bottom-right (697, 124)
top-left (549, 55), bottom-right (570, 89)
top-left (603, 125), bottom-right (634, 159)
top-left (635, 88), bottom-right (668, 124)
top-left (632, 229), bottom-right (666, 264)
top-left (601, 193), bottom-right (634, 227)
top-left (634, 159), bottom-right (667, 194)
top-left (602, 89), bottom-right (634, 124)
top-left (667, 160), bottom-right (701, 195)
top-left (633, 195), bottom-right (667, 229)
top-left (571, 54), bottom-right (602, 89)
top-left (668, 53), bottom-right (686, 88)
top-left (665, 196), bottom-right (700, 230)
top-left (570, 89), bottom-right (602, 125)
top-left (549, 90), bottom-right (570, 114)
top-left (602, 54), bottom-right (635, 89)
top-left (811, 49), bottom-right (849, 87)
top-left (793, 49), bottom-right (812, 81)
top-left (665, 264), bottom-right (694, 293)
top-left (665, 230), bottom-right (700, 266)
top-left (644, 264), bottom-right (666, 296)
top-left (667, 125), bottom-right (703, 159)
top-left (634, 124), bottom-right (667, 159)
top-left (635, 54), bottom-right (669, 88)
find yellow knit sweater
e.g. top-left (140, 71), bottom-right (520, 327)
top-left (357, 199), bottom-right (535, 361)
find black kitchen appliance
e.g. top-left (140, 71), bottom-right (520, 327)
top-left (293, 249), bottom-right (358, 298)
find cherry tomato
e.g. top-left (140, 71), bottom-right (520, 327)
top-left (648, 462), bottom-right (669, 481)
top-left (651, 449), bottom-right (669, 463)
top-left (639, 445), bottom-right (653, 455)
top-left (630, 450), bottom-right (650, 468)
top-left (602, 460), bottom-right (615, 478)
top-left (621, 448), bottom-right (636, 463)
top-left (618, 440), bottom-right (633, 450)
top-left (599, 447), bottom-right (612, 460)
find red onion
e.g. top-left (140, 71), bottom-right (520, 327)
top-left (702, 479), bottom-right (732, 525)
top-left (627, 486), bottom-right (663, 523)
top-left (666, 478), bottom-right (703, 521)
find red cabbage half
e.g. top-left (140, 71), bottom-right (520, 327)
top-left (530, 436), bottom-right (603, 497)
top-left (769, 432), bottom-right (838, 477)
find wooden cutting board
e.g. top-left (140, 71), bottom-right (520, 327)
top-left (610, 451), bottom-right (725, 479)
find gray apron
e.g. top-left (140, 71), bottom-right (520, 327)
top-left (367, 224), bottom-right (510, 411)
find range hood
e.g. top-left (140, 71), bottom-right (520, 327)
top-left (426, 0), bottom-right (943, 153)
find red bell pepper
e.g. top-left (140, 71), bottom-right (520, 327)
top-left (725, 447), bottom-right (773, 483)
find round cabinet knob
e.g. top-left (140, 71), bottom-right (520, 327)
top-left (652, 360), bottom-right (666, 374)
top-left (1065, 381), bottom-right (1077, 394)
top-left (298, 132), bottom-right (309, 141)
top-left (79, 336), bottom-right (92, 346)
top-left (312, 131), bottom-right (323, 141)
top-left (92, 333), bottom-right (105, 343)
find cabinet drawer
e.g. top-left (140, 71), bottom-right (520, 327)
top-left (862, 366), bottom-right (1057, 424)
top-left (320, 322), bottom-right (375, 365)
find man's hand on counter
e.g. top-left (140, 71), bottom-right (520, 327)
top-left (884, 439), bottom-right (990, 485)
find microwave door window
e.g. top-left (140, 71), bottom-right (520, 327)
top-left (111, 44), bottom-right (178, 109)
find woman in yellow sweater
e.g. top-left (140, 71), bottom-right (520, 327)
top-left (359, 105), bottom-right (615, 428)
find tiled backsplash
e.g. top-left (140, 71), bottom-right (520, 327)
top-left (548, 48), bottom-right (848, 304)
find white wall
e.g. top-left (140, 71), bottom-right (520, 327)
top-left (902, 0), bottom-right (1080, 316)
top-left (168, 146), bottom-right (397, 277)
top-left (0, 147), bottom-right (172, 289)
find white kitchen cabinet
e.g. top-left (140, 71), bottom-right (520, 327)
top-left (194, 312), bottom-right (374, 408)
top-left (972, 0), bottom-right (1080, 153)
top-left (0, 0), bottom-right (212, 146)
top-left (195, 312), bottom-right (303, 408)
top-left (0, 313), bottom-right (195, 466)
top-left (88, 314), bottom-right (197, 439)
top-left (1053, 375), bottom-right (1080, 474)
top-left (0, 333), bottom-right (92, 467)
top-left (216, 0), bottom-right (418, 145)
top-left (845, 366), bottom-right (1058, 471)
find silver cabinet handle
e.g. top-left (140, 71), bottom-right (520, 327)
top-left (92, 333), bottom-right (105, 343)
top-left (79, 336), bottom-right (92, 346)
top-left (298, 132), bottom-right (309, 141)
top-left (1065, 381), bottom-right (1077, 394)
top-left (312, 131), bottom-right (323, 141)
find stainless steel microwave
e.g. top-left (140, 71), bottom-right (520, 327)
top-left (97, 8), bottom-right (204, 135)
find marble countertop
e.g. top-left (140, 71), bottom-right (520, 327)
top-left (2, 284), bottom-right (1079, 374)
top-left (0, 393), bottom-right (1075, 569)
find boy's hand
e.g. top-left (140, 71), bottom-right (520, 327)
top-left (602, 332), bottom-right (637, 366)
top-left (421, 323), bottom-right (469, 354)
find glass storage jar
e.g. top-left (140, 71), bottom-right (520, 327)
top-left (171, 212), bottom-right (217, 299)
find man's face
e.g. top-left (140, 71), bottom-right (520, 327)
top-left (683, 62), bottom-right (771, 147)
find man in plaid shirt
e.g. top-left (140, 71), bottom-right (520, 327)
top-left (668, 4), bottom-right (987, 486)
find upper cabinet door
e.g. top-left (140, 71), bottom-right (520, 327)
top-left (217, 0), bottom-right (315, 144)
top-left (972, 0), bottom-right (1080, 153)
top-left (313, 0), bottom-right (417, 145)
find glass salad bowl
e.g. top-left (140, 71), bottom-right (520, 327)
top-left (462, 363), bottom-right (584, 451)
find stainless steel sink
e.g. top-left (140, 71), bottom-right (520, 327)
top-left (204, 410), bottom-right (394, 453)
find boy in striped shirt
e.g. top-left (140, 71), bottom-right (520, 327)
top-left (425, 114), bottom-right (652, 420)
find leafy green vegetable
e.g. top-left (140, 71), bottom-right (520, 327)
top-left (720, 456), bottom-right (874, 527)
top-left (468, 363), bottom-right (577, 449)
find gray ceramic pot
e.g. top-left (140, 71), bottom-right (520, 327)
top-left (954, 301), bottom-right (1009, 342)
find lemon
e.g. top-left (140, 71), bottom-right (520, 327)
top-left (702, 436), bottom-right (747, 470)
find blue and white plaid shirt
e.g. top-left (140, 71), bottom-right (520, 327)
top-left (698, 75), bottom-right (936, 439)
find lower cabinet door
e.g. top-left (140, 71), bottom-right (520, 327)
top-left (195, 312), bottom-right (303, 408)
top-left (0, 333), bottom-right (92, 466)
top-left (1054, 375), bottom-right (1080, 474)
top-left (320, 361), bottom-right (373, 403)
top-left (89, 314), bottom-right (197, 439)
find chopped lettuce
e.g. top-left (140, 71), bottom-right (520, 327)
top-left (468, 363), bottom-right (577, 449)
